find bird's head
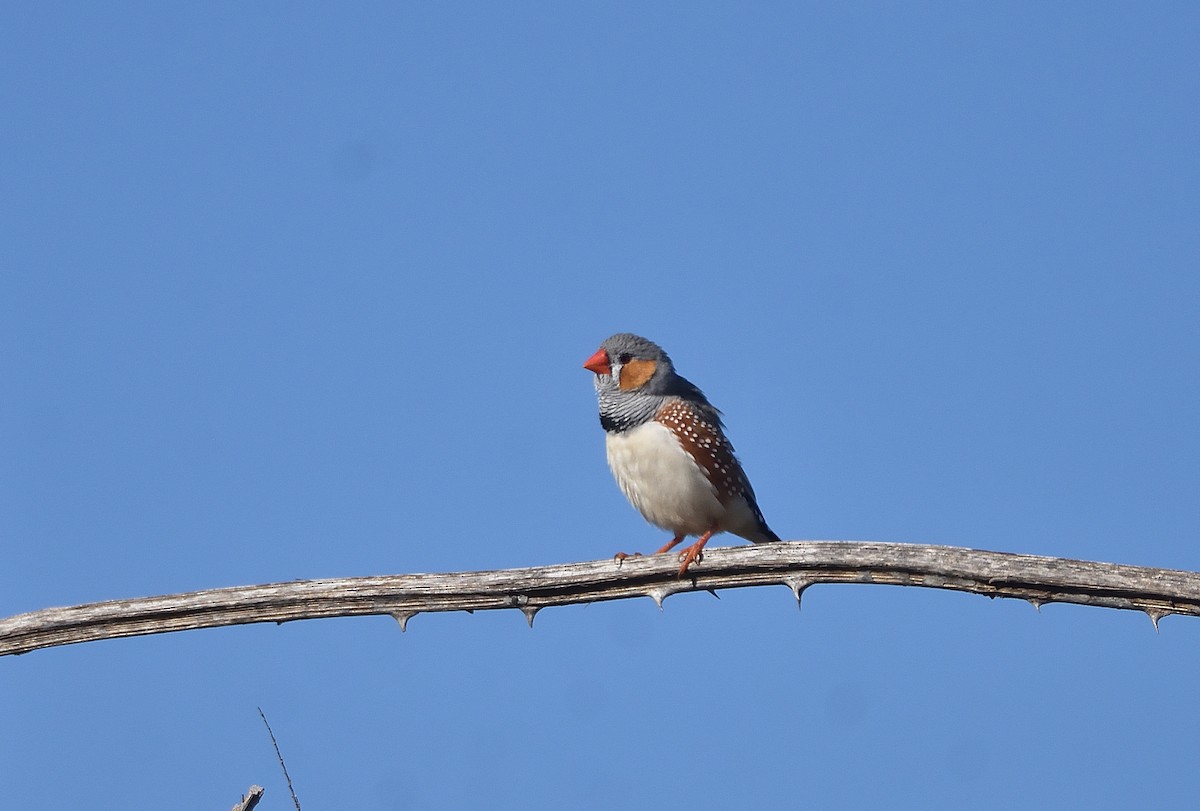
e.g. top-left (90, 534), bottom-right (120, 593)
top-left (583, 333), bottom-right (674, 394)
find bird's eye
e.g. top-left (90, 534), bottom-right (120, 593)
top-left (617, 352), bottom-right (632, 364)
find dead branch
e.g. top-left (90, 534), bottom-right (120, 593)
top-left (3, 541), bottom-right (1198, 656)
top-left (258, 708), bottom-right (301, 811)
top-left (231, 785), bottom-right (264, 811)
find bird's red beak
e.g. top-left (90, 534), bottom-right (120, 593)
top-left (583, 347), bottom-right (612, 375)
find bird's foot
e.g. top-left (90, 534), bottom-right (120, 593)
top-left (675, 529), bottom-right (716, 578)
top-left (676, 544), bottom-right (705, 577)
top-left (614, 551), bottom-right (643, 567)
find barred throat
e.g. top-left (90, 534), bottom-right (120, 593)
top-left (596, 386), bottom-right (664, 434)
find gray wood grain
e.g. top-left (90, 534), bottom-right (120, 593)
top-left (232, 786), bottom-right (264, 811)
top-left (4, 541), bottom-right (1198, 656)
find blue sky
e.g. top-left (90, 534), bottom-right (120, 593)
top-left (3, 3), bottom-right (1198, 808)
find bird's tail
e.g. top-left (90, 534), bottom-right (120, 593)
top-left (747, 525), bottom-right (782, 544)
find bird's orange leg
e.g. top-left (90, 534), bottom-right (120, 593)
top-left (615, 534), bottom-right (687, 567)
top-left (654, 535), bottom-right (686, 555)
top-left (676, 527), bottom-right (716, 577)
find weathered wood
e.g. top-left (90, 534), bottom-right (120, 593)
top-left (3, 541), bottom-right (1198, 656)
top-left (231, 785), bottom-right (264, 811)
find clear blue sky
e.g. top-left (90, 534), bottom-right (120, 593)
top-left (3, 3), bottom-right (1198, 808)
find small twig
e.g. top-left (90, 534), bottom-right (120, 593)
top-left (2, 542), bottom-right (1199, 656)
top-left (231, 785), bottom-right (264, 811)
top-left (258, 708), bottom-right (301, 811)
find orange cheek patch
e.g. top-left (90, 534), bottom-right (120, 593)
top-left (618, 359), bottom-right (657, 390)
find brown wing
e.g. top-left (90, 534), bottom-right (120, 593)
top-left (654, 398), bottom-right (748, 504)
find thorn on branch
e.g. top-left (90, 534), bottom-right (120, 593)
top-left (647, 585), bottom-right (679, 610)
top-left (785, 576), bottom-right (813, 611)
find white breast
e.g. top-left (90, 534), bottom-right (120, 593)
top-left (605, 421), bottom-right (724, 536)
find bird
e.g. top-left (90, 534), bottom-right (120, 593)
top-left (583, 333), bottom-right (781, 576)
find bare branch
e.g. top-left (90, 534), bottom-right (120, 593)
top-left (231, 785), bottom-right (264, 811)
top-left (258, 708), bottom-right (301, 811)
top-left (3, 541), bottom-right (1198, 656)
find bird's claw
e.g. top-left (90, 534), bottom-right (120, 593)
top-left (676, 547), bottom-right (704, 577)
top-left (614, 551), bottom-right (643, 567)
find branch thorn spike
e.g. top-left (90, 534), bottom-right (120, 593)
top-left (784, 576), bottom-right (812, 611)
top-left (707, 589), bottom-right (720, 600)
top-left (520, 606), bottom-right (540, 628)
top-left (392, 611), bottom-right (416, 632)
top-left (647, 586), bottom-right (674, 610)
top-left (1028, 599), bottom-right (1043, 613)
top-left (1146, 609), bottom-right (1168, 633)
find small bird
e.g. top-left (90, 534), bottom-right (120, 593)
top-left (583, 333), bottom-right (781, 576)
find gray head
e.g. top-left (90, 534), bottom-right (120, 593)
top-left (582, 333), bottom-right (717, 432)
